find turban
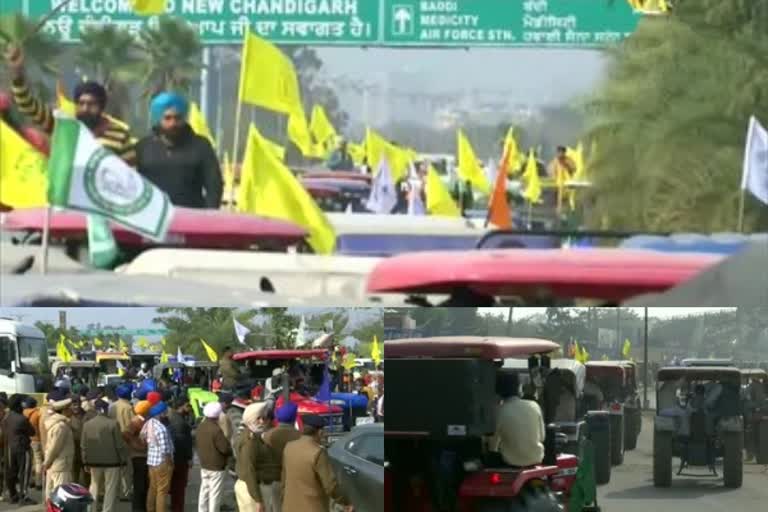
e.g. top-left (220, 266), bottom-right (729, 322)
top-left (150, 92), bottom-right (189, 126)
top-left (85, 389), bottom-right (102, 402)
top-left (116, 384), bottom-right (132, 400)
top-left (149, 402), bottom-right (168, 418)
top-left (136, 378), bottom-right (157, 400)
top-left (203, 402), bottom-right (222, 419)
top-left (47, 389), bottom-right (68, 403)
top-left (94, 399), bottom-right (110, 414)
top-left (275, 401), bottom-right (298, 424)
top-left (243, 402), bottom-right (267, 433)
top-left (147, 391), bottom-right (162, 405)
top-left (73, 81), bottom-right (107, 109)
top-left (219, 392), bottom-right (233, 405)
top-left (134, 400), bottom-right (152, 417)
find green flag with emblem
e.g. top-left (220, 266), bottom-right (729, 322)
top-left (47, 112), bottom-right (173, 241)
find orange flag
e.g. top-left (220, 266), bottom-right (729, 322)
top-left (487, 152), bottom-right (512, 229)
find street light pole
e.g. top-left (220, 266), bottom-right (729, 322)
top-left (643, 307), bottom-right (649, 410)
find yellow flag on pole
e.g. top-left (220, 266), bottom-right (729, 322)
top-left (130, 0), bottom-right (166, 15)
top-left (237, 125), bottom-right (336, 254)
top-left (57, 335), bottom-right (73, 363)
top-left (502, 127), bottom-right (523, 175)
top-left (310, 105), bottom-right (337, 149)
top-left (522, 149), bottom-right (542, 204)
top-left (200, 339), bottom-right (219, 362)
top-left (370, 336), bottom-right (381, 366)
top-left (189, 102), bottom-right (215, 146)
top-left (57, 81), bottom-right (76, 116)
top-left (622, 339), bottom-right (632, 358)
top-left (457, 130), bottom-right (491, 193)
top-left (238, 29), bottom-right (300, 113)
top-left (426, 165), bottom-right (461, 217)
top-left (0, 120), bottom-right (47, 208)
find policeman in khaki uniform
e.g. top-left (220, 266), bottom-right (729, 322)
top-left (281, 415), bottom-right (353, 512)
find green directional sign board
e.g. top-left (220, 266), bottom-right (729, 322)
top-left (17, 0), bottom-right (641, 47)
top-left (383, 0), bottom-right (641, 47)
top-left (25, 0), bottom-right (381, 45)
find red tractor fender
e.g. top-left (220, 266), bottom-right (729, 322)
top-left (458, 464), bottom-right (560, 498)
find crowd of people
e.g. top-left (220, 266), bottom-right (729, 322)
top-left (0, 375), bottom-right (357, 512)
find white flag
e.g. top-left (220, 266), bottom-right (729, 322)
top-left (294, 316), bottom-right (307, 347)
top-left (742, 116), bottom-right (768, 205)
top-left (47, 112), bottom-right (173, 240)
top-left (233, 317), bottom-right (250, 345)
top-left (366, 158), bottom-right (398, 214)
top-left (176, 346), bottom-right (184, 363)
top-left (407, 181), bottom-right (426, 216)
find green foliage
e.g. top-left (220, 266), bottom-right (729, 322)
top-left (0, 13), bottom-right (62, 94)
top-left (583, 1), bottom-right (768, 231)
top-left (153, 307), bottom-right (260, 359)
top-left (263, 308), bottom-right (300, 349)
top-left (76, 25), bottom-right (141, 90)
top-left (135, 16), bottom-right (203, 97)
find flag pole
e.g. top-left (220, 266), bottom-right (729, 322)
top-left (230, 101), bottom-right (242, 211)
top-left (736, 188), bottom-right (746, 233)
top-left (40, 206), bottom-right (51, 274)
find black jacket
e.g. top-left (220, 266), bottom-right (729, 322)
top-left (167, 410), bottom-right (193, 465)
top-left (3, 410), bottom-right (34, 453)
top-left (136, 125), bottom-right (223, 209)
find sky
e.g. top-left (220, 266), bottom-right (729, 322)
top-left (478, 308), bottom-right (737, 320)
top-left (0, 307), bottom-right (381, 330)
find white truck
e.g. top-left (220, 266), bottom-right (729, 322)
top-left (0, 318), bottom-right (52, 396)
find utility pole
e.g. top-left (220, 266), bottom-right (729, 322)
top-left (59, 310), bottom-right (67, 330)
top-left (506, 308), bottom-right (513, 336)
top-left (643, 307), bottom-right (649, 410)
top-left (616, 308), bottom-right (621, 357)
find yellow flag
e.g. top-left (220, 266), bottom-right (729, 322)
top-left (572, 341), bottom-right (581, 362)
top-left (347, 142), bottom-right (365, 166)
top-left (263, 134), bottom-right (287, 161)
top-left (364, 128), bottom-right (413, 182)
top-left (57, 81), bottom-right (76, 116)
top-left (237, 125), bottom-right (336, 254)
top-left (457, 130), bottom-right (491, 193)
top-left (130, 0), bottom-right (165, 15)
top-left (342, 353), bottom-right (357, 371)
top-left (426, 165), bottom-right (461, 217)
top-left (200, 339), bottom-right (219, 362)
top-left (189, 101), bottom-right (215, 146)
top-left (137, 337), bottom-right (150, 349)
top-left (0, 120), bottom-right (47, 208)
top-left (370, 335), bottom-right (381, 366)
top-left (502, 127), bottom-right (522, 175)
top-left (222, 152), bottom-right (235, 199)
top-left (160, 350), bottom-right (169, 363)
top-left (93, 338), bottom-right (103, 348)
top-left (522, 149), bottom-right (542, 204)
top-left (310, 105), bottom-right (337, 148)
top-left (238, 29), bottom-right (300, 113)
top-left (622, 339), bottom-right (632, 358)
top-left (57, 335), bottom-right (73, 363)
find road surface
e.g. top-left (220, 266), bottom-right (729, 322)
top-left (599, 413), bottom-right (768, 512)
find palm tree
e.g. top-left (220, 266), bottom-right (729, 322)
top-left (0, 13), bottom-right (62, 97)
top-left (135, 16), bottom-right (202, 98)
top-left (581, 0), bottom-right (768, 232)
top-left (75, 25), bottom-right (143, 120)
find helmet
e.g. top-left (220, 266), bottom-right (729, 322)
top-left (47, 483), bottom-right (93, 512)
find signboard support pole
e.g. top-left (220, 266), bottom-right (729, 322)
top-left (643, 307), bottom-right (649, 410)
top-left (201, 47), bottom-right (211, 129)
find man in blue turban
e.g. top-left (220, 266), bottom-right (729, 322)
top-left (135, 91), bottom-right (222, 209)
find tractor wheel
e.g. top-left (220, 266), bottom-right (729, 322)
top-left (624, 410), bottom-right (638, 451)
top-left (610, 414), bottom-right (624, 465)
top-left (723, 432), bottom-right (744, 489)
top-left (757, 417), bottom-right (768, 464)
top-left (593, 426), bottom-right (612, 485)
top-left (653, 431), bottom-right (672, 488)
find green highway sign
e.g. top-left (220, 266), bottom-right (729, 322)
top-left (25, 0), bottom-right (381, 45)
top-left (17, 0), bottom-right (641, 47)
top-left (383, 0), bottom-right (641, 47)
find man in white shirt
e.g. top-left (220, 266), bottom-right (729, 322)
top-left (491, 372), bottom-right (546, 467)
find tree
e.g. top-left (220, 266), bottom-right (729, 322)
top-left (583, 0), bottom-right (768, 232)
top-left (306, 311), bottom-right (350, 341)
top-left (153, 307), bottom-right (260, 359)
top-left (262, 308), bottom-right (300, 349)
top-left (0, 13), bottom-right (62, 98)
top-left (136, 16), bottom-right (202, 98)
top-left (349, 319), bottom-right (385, 358)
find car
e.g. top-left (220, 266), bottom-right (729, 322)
top-left (654, 365), bottom-right (744, 488)
top-left (386, 336), bottom-right (589, 511)
top-left (328, 423), bottom-right (384, 512)
top-left (366, 248), bottom-right (724, 306)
